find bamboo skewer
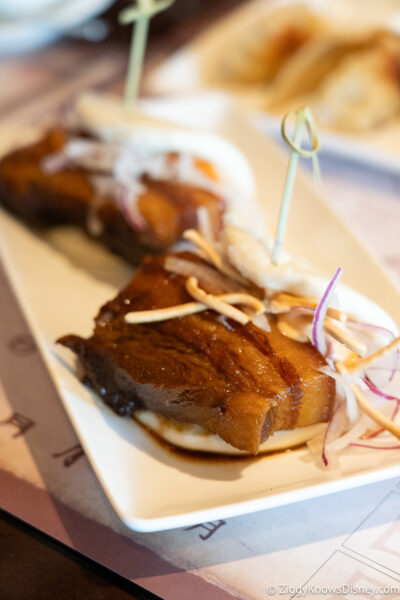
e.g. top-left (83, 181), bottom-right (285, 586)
top-left (271, 106), bottom-right (320, 265)
top-left (119, 0), bottom-right (175, 111)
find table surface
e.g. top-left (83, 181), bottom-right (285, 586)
top-left (0, 510), bottom-right (157, 600)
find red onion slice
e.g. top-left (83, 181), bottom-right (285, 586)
top-left (41, 153), bottom-right (71, 174)
top-left (347, 319), bottom-right (398, 387)
top-left (196, 206), bottom-right (213, 243)
top-left (117, 184), bottom-right (146, 232)
top-left (311, 267), bottom-right (342, 356)
top-left (164, 256), bottom-right (242, 294)
top-left (347, 320), bottom-right (395, 340)
top-left (64, 139), bottom-right (117, 172)
top-left (251, 312), bottom-right (271, 333)
top-left (363, 376), bottom-right (400, 404)
top-left (91, 174), bottom-right (116, 198)
top-left (365, 403), bottom-right (400, 440)
top-left (369, 354), bottom-right (400, 388)
top-left (325, 415), bottom-right (370, 453)
top-left (321, 399), bottom-right (348, 468)
top-left (319, 365), bottom-right (359, 422)
top-left (349, 442), bottom-right (400, 450)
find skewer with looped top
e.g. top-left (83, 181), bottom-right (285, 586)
top-left (119, 0), bottom-right (175, 112)
top-left (271, 106), bottom-right (321, 265)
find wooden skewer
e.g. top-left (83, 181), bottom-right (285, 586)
top-left (120, 0), bottom-right (175, 111)
top-left (336, 362), bottom-right (400, 441)
top-left (271, 106), bottom-right (320, 265)
top-left (344, 336), bottom-right (400, 373)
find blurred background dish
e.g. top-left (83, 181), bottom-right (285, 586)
top-left (148, 0), bottom-right (400, 134)
top-left (0, 0), bottom-right (113, 55)
top-left (147, 0), bottom-right (400, 171)
top-left (0, 0), bottom-right (63, 19)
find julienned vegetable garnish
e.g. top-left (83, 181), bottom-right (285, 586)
top-left (311, 267), bottom-right (342, 356)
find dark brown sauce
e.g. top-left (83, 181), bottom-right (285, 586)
top-left (132, 414), bottom-right (304, 464)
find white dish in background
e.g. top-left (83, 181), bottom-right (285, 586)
top-left (1, 95), bottom-right (400, 532)
top-left (0, 0), bottom-right (112, 55)
top-left (0, 0), bottom-right (62, 19)
top-left (146, 0), bottom-right (400, 173)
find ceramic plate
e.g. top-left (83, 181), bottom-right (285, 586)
top-left (0, 0), bottom-right (113, 55)
top-left (146, 0), bottom-right (400, 173)
top-left (1, 95), bottom-right (400, 532)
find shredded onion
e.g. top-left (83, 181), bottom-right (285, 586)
top-left (347, 319), bottom-right (395, 340)
top-left (164, 256), bottom-right (242, 294)
top-left (64, 138), bottom-right (117, 172)
top-left (366, 403), bottom-right (400, 439)
top-left (319, 365), bottom-right (359, 422)
top-left (196, 206), bottom-right (213, 243)
top-left (369, 354), bottom-right (399, 389)
top-left (363, 376), bottom-right (400, 403)
top-left (251, 312), bottom-right (271, 333)
top-left (325, 415), bottom-right (371, 453)
top-left (41, 153), bottom-right (71, 174)
top-left (311, 267), bottom-right (342, 356)
top-left (321, 399), bottom-right (348, 468)
top-left (347, 319), bottom-right (398, 386)
top-left (91, 174), bottom-right (116, 198)
top-left (117, 184), bottom-right (146, 232)
top-left (349, 442), bottom-right (400, 450)
top-left (326, 339), bottom-right (335, 361)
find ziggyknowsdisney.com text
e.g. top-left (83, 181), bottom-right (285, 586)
top-left (266, 583), bottom-right (400, 596)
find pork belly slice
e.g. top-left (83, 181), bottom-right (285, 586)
top-left (0, 128), bottom-right (223, 264)
top-left (58, 253), bottom-right (335, 454)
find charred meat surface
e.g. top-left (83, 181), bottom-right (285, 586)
top-left (58, 253), bottom-right (335, 454)
top-left (0, 129), bottom-right (224, 264)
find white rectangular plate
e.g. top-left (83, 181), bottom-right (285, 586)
top-left (1, 95), bottom-right (400, 532)
top-left (146, 0), bottom-right (400, 173)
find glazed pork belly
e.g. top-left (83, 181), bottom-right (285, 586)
top-left (0, 128), bottom-right (224, 264)
top-left (59, 252), bottom-right (335, 454)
